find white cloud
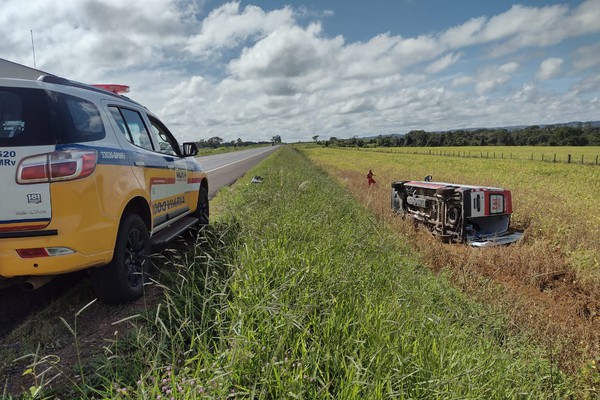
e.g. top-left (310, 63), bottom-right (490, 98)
top-left (186, 2), bottom-right (295, 56)
top-left (1, 0), bottom-right (599, 142)
top-left (452, 75), bottom-right (473, 87)
top-left (498, 62), bottom-right (519, 74)
top-left (451, 62), bottom-right (520, 96)
top-left (565, 0), bottom-right (600, 36)
top-left (573, 43), bottom-right (600, 71)
top-left (438, 0), bottom-right (600, 57)
top-left (426, 53), bottom-right (461, 74)
top-left (338, 34), bottom-right (404, 79)
top-left (536, 58), bottom-right (564, 80)
top-left (474, 62), bottom-right (519, 94)
top-left (390, 35), bottom-right (444, 66)
top-left (573, 74), bottom-right (600, 94)
top-left (482, 4), bottom-right (568, 46)
top-left (1, 0), bottom-right (194, 80)
top-left (229, 23), bottom-right (338, 80)
top-left (440, 17), bottom-right (486, 48)
top-left (512, 84), bottom-right (541, 103)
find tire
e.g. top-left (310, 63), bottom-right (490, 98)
top-left (446, 206), bottom-right (461, 227)
top-left (90, 213), bottom-right (151, 304)
top-left (192, 185), bottom-right (209, 225)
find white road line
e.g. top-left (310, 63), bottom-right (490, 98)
top-left (205, 147), bottom-right (276, 173)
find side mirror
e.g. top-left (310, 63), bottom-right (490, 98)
top-left (182, 142), bottom-right (199, 157)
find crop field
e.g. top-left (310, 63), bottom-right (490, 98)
top-left (302, 145), bottom-right (600, 382)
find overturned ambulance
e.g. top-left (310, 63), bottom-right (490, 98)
top-left (391, 178), bottom-right (523, 247)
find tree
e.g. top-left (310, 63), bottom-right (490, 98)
top-left (312, 135), bottom-right (319, 142)
top-left (376, 135), bottom-right (393, 147)
top-left (271, 135), bottom-right (282, 145)
top-left (207, 137), bottom-right (223, 148)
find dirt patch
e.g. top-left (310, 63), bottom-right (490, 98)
top-left (1, 282), bottom-right (164, 396)
top-left (0, 232), bottom-right (199, 397)
top-left (0, 272), bottom-right (87, 339)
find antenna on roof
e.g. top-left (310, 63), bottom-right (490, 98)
top-left (30, 30), bottom-right (37, 68)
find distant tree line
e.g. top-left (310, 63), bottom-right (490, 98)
top-left (320, 123), bottom-right (600, 147)
top-left (197, 135), bottom-right (282, 149)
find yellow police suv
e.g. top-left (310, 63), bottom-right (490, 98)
top-left (0, 74), bottom-right (208, 303)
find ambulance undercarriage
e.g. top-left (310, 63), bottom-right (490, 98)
top-left (391, 179), bottom-right (523, 247)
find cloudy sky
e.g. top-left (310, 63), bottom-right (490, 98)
top-left (2, 0), bottom-right (599, 143)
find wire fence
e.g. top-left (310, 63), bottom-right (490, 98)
top-left (345, 147), bottom-right (600, 166)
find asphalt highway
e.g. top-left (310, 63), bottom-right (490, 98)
top-left (199, 145), bottom-right (280, 197)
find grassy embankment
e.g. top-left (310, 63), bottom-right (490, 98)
top-left (302, 146), bottom-right (600, 381)
top-left (5, 146), bottom-right (567, 398)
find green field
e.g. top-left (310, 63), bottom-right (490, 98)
top-left (2, 146), bottom-right (571, 398)
top-left (304, 146), bottom-right (600, 276)
top-left (301, 145), bottom-right (600, 381)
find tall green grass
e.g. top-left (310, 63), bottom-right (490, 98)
top-left (19, 146), bottom-right (567, 398)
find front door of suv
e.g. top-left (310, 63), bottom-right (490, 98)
top-left (146, 115), bottom-right (199, 221)
top-left (108, 106), bottom-right (188, 230)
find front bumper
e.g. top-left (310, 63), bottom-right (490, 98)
top-left (467, 231), bottom-right (524, 247)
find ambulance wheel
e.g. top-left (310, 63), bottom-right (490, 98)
top-left (192, 185), bottom-right (209, 225)
top-left (91, 213), bottom-right (151, 304)
top-left (446, 207), bottom-right (461, 227)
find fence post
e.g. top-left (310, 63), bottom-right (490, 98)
top-left (596, 155), bottom-right (598, 165)
top-left (568, 154), bottom-right (571, 163)
top-left (553, 154), bottom-right (556, 163)
top-left (531, 153), bottom-right (533, 160)
top-left (542, 154), bottom-right (544, 161)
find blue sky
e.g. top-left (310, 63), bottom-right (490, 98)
top-left (1, 0), bottom-right (599, 142)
